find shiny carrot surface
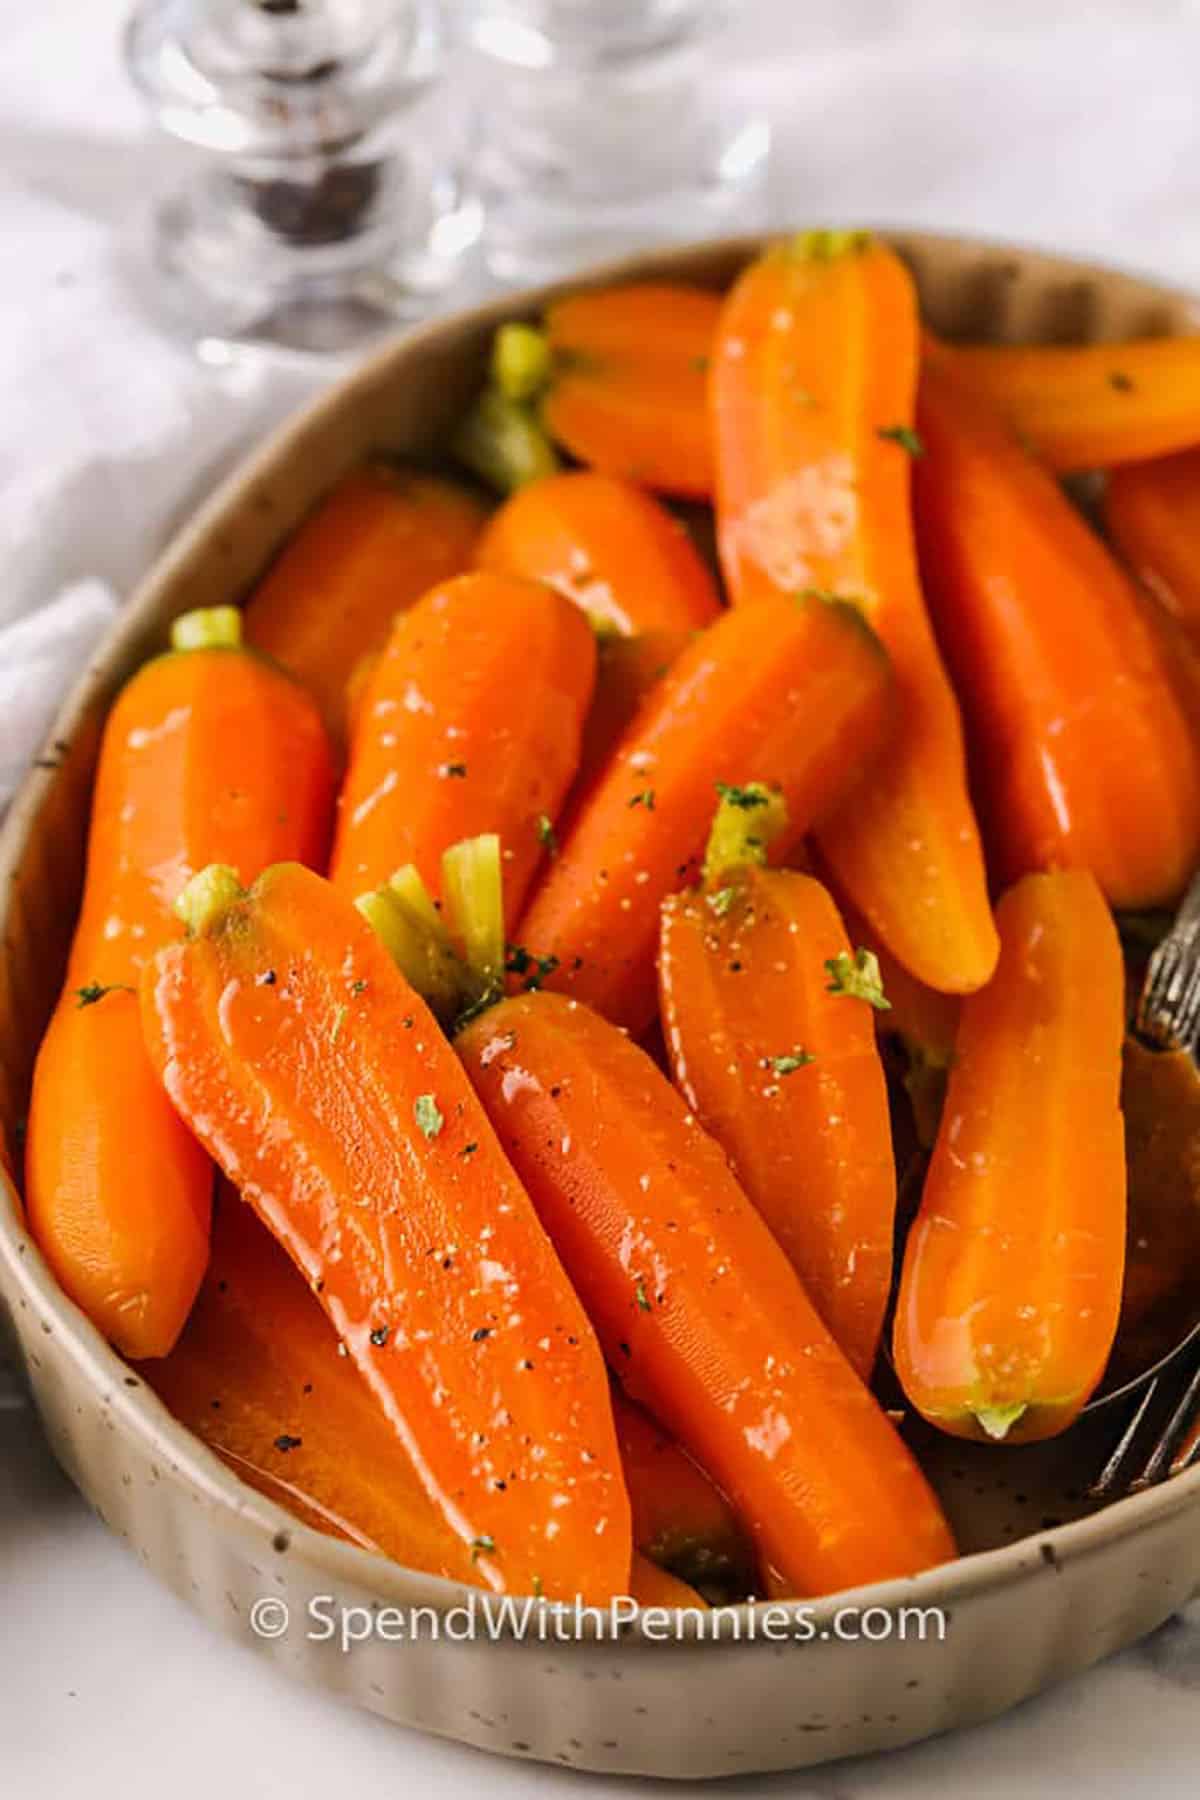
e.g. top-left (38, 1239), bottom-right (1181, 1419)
top-left (934, 334), bottom-right (1200, 472)
top-left (245, 465), bottom-right (486, 744)
top-left (25, 613), bottom-right (334, 1357)
top-left (518, 591), bottom-right (893, 1034)
top-left (329, 572), bottom-right (596, 925)
top-left (140, 861), bottom-right (630, 1601)
top-left (1106, 445), bottom-right (1200, 638)
top-left (894, 870), bottom-right (1126, 1443)
top-left (916, 355), bottom-right (1200, 908)
top-left (143, 1189), bottom-right (488, 1584)
top-left (660, 864), bottom-right (895, 1379)
top-left (458, 993), bottom-right (956, 1598)
top-left (541, 284), bottom-right (722, 497)
top-left (476, 471), bottom-right (721, 634)
top-left (611, 1389), bottom-right (755, 1591)
top-left (712, 233), bottom-right (997, 994)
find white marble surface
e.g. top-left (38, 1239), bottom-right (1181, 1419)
top-left (4, 0), bottom-right (1200, 1791)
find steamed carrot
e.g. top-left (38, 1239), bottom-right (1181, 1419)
top-left (916, 354), bottom-right (1200, 908)
top-left (894, 870), bottom-right (1126, 1443)
top-left (329, 572), bottom-right (596, 926)
top-left (539, 285), bottom-right (721, 497)
top-left (140, 860), bottom-right (631, 1601)
top-left (25, 610), bottom-right (334, 1358)
top-left (933, 334), bottom-right (1200, 472)
top-left (1105, 446), bottom-right (1200, 639)
top-left (711, 232), bottom-right (998, 995)
top-left (659, 790), bottom-right (896, 1378)
top-left (518, 591), bottom-right (893, 1034)
top-left (245, 465), bottom-right (486, 743)
top-left (476, 471), bottom-right (721, 634)
top-left (458, 992), bottom-right (956, 1597)
top-left (611, 1389), bottom-right (755, 1592)
top-left (142, 1189), bottom-right (489, 1584)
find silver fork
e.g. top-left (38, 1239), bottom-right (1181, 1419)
top-left (1089, 869), bottom-right (1200, 1499)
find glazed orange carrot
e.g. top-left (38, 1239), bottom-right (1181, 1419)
top-left (539, 286), bottom-right (720, 498)
top-left (1105, 446), bottom-right (1200, 639)
top-left (458, 993), bottom-right (955, 1598)
top-left (329, 572), bottom-right (596, 926)
top-left (894, 870), bottom-right (1126, 1443)
top-left (659, 790), bottom-right (895, 1379)
top-left (245, 465), bottom-right (486, 743)
top-left (475, 471), bottom-right (721, 635)
top-left (143, 1189), bottom-right (489, 1584)
top-left (916, 355), bottom-right (1200, 908)
top-left (611, 1389), bottom-right (755, 1591)
top-left (141, 860), bottom-right (631, 1601)
top-left (712, 232), bottom-right (997, 995)
top-left (933, 334), bottom-right (1200, 472)
top-left (518, 590), bottom-right (893, 1034)
top-left (25, 609), bottom-right (334, 1358)
top-left (570, 628), bottom-right (692, 810)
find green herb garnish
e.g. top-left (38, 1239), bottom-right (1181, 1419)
top-left (825, 948), bottom-right (891, 1010)
top-left (877, 424), bottom-right (924, 457)
top-left (414, 1094), bottom-right (445, 1140)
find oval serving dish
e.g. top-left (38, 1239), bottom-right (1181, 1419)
top-left (1, 233), bottom-right (1199, 1780)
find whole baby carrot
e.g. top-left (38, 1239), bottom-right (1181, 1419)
top-left (329, 572), bottom-right (596, 926)
top-left (931, 333), bottom-right (1200, 472)
top-left (893, 870), bottom-right (1126, 1443)
top-left (517, 590), bottom-right (893, 1034)
top-left (457, 992), bottom-right (956, 1598)
top-left (916, 355), bottom-right (1200, 908)
top-left (245, 464), bottom-right (486, 744)
top-left (659, 788), bottom-right (896, 1379)
top-left (476, 470), bottom-right (721, 635)
top-left (711, 231), bottom-right (998, 995)
top-left (140, 860), bottom-right (631, 1601)
top-left (1105, 446), bottom-right (1200, 640)
top-left (25, 609), bottom-right (334, 1358)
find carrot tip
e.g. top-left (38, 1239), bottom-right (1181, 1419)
top-left (355, 869), bottom-right (463, 1021)
top-left (441, 833), bottom-right (505, 998)
top-left (785, 228), bottom-right (874, 264)
top-left (174, 864), bottom-right (246, 935)
top-left (974, 1403), bottom-right (1028, 1442)
top-left (492, 322), bottom-right (553, 403)
top-left (171, 606), bottom-right (243, 653)
top-left (453, 389), bottom-right (559, 495)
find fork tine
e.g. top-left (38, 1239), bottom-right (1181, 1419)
top-left (1130, 1353), bottom-right (1200, 1489)
top-left (1088, 1377), bottom-right (1162, 1500)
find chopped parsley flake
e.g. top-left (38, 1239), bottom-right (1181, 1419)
top-left (74, 982), bottom-right (133, 1008)
top-left (470, 1534), bottom-right (496, 1561)
top-left (369, 1326), bottom-right (389, 1347)
top-left (273, 1434), bottom-right (302, 1453)
top-left (825, 948), bottom-right (891, 1010)
top-left (535, 813), bottom-right (558, 856)
top-left (441, 761), bottom-right (468, 779)
top-left (505, 944), bottom-right (559, 990)
top-left (707, 885), bottom-right (738, 917)
top-left (714, 782), bottom-right (770, 811)
top-left (765, 1048), bottom-right (816, 1075)
top-left (635, 1279), bottom-right (651, 1313)
top-left (414, 1093), bottom-right (445, 1139)
top-left (627, 789), bottom-right (656, 810)
top-left (877, 424), bottom-right (924, 457)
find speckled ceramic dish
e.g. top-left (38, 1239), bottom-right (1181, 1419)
top-left (2, 233), bottom-right (1199, 1780)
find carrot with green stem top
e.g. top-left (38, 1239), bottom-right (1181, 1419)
top-left (659, 786), bottom-right (896, 1379)
top-left (915, 353), bottom-right (1200, 908)
top-left (893, 870), bottom-right (1126, 1443)
top-left (245, 464), bottom-right (486, 746)
top-left (25, 608), bottom-right (333, 1358)
top-left (711, 231), bottom-right (998, 996)
top-left (140, 857), bottom-right (631, 1601)
top-left (329, 571), bottom-right (596, 927)
top-left (517, 589), bottom-right (894, 1035)
top-left (931, 333), bottom-right (1200, 472)
top-left (456, 288), bottom-right (721, 499)
top-left (456, 989), bottom-right (955, 1598)
top-left (476, 470), bottom-right (721, 634)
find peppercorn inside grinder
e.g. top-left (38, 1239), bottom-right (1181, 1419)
top-left (125, 0), bottom-right (482, 352)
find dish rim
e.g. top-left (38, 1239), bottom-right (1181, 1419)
top-left (3, 224), bottom-right (1199, 1642)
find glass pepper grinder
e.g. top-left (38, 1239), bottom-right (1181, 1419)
top-left (124, 0), bottom-right (483, 354)
top-left (458, 0), bottom-right (771, 286)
